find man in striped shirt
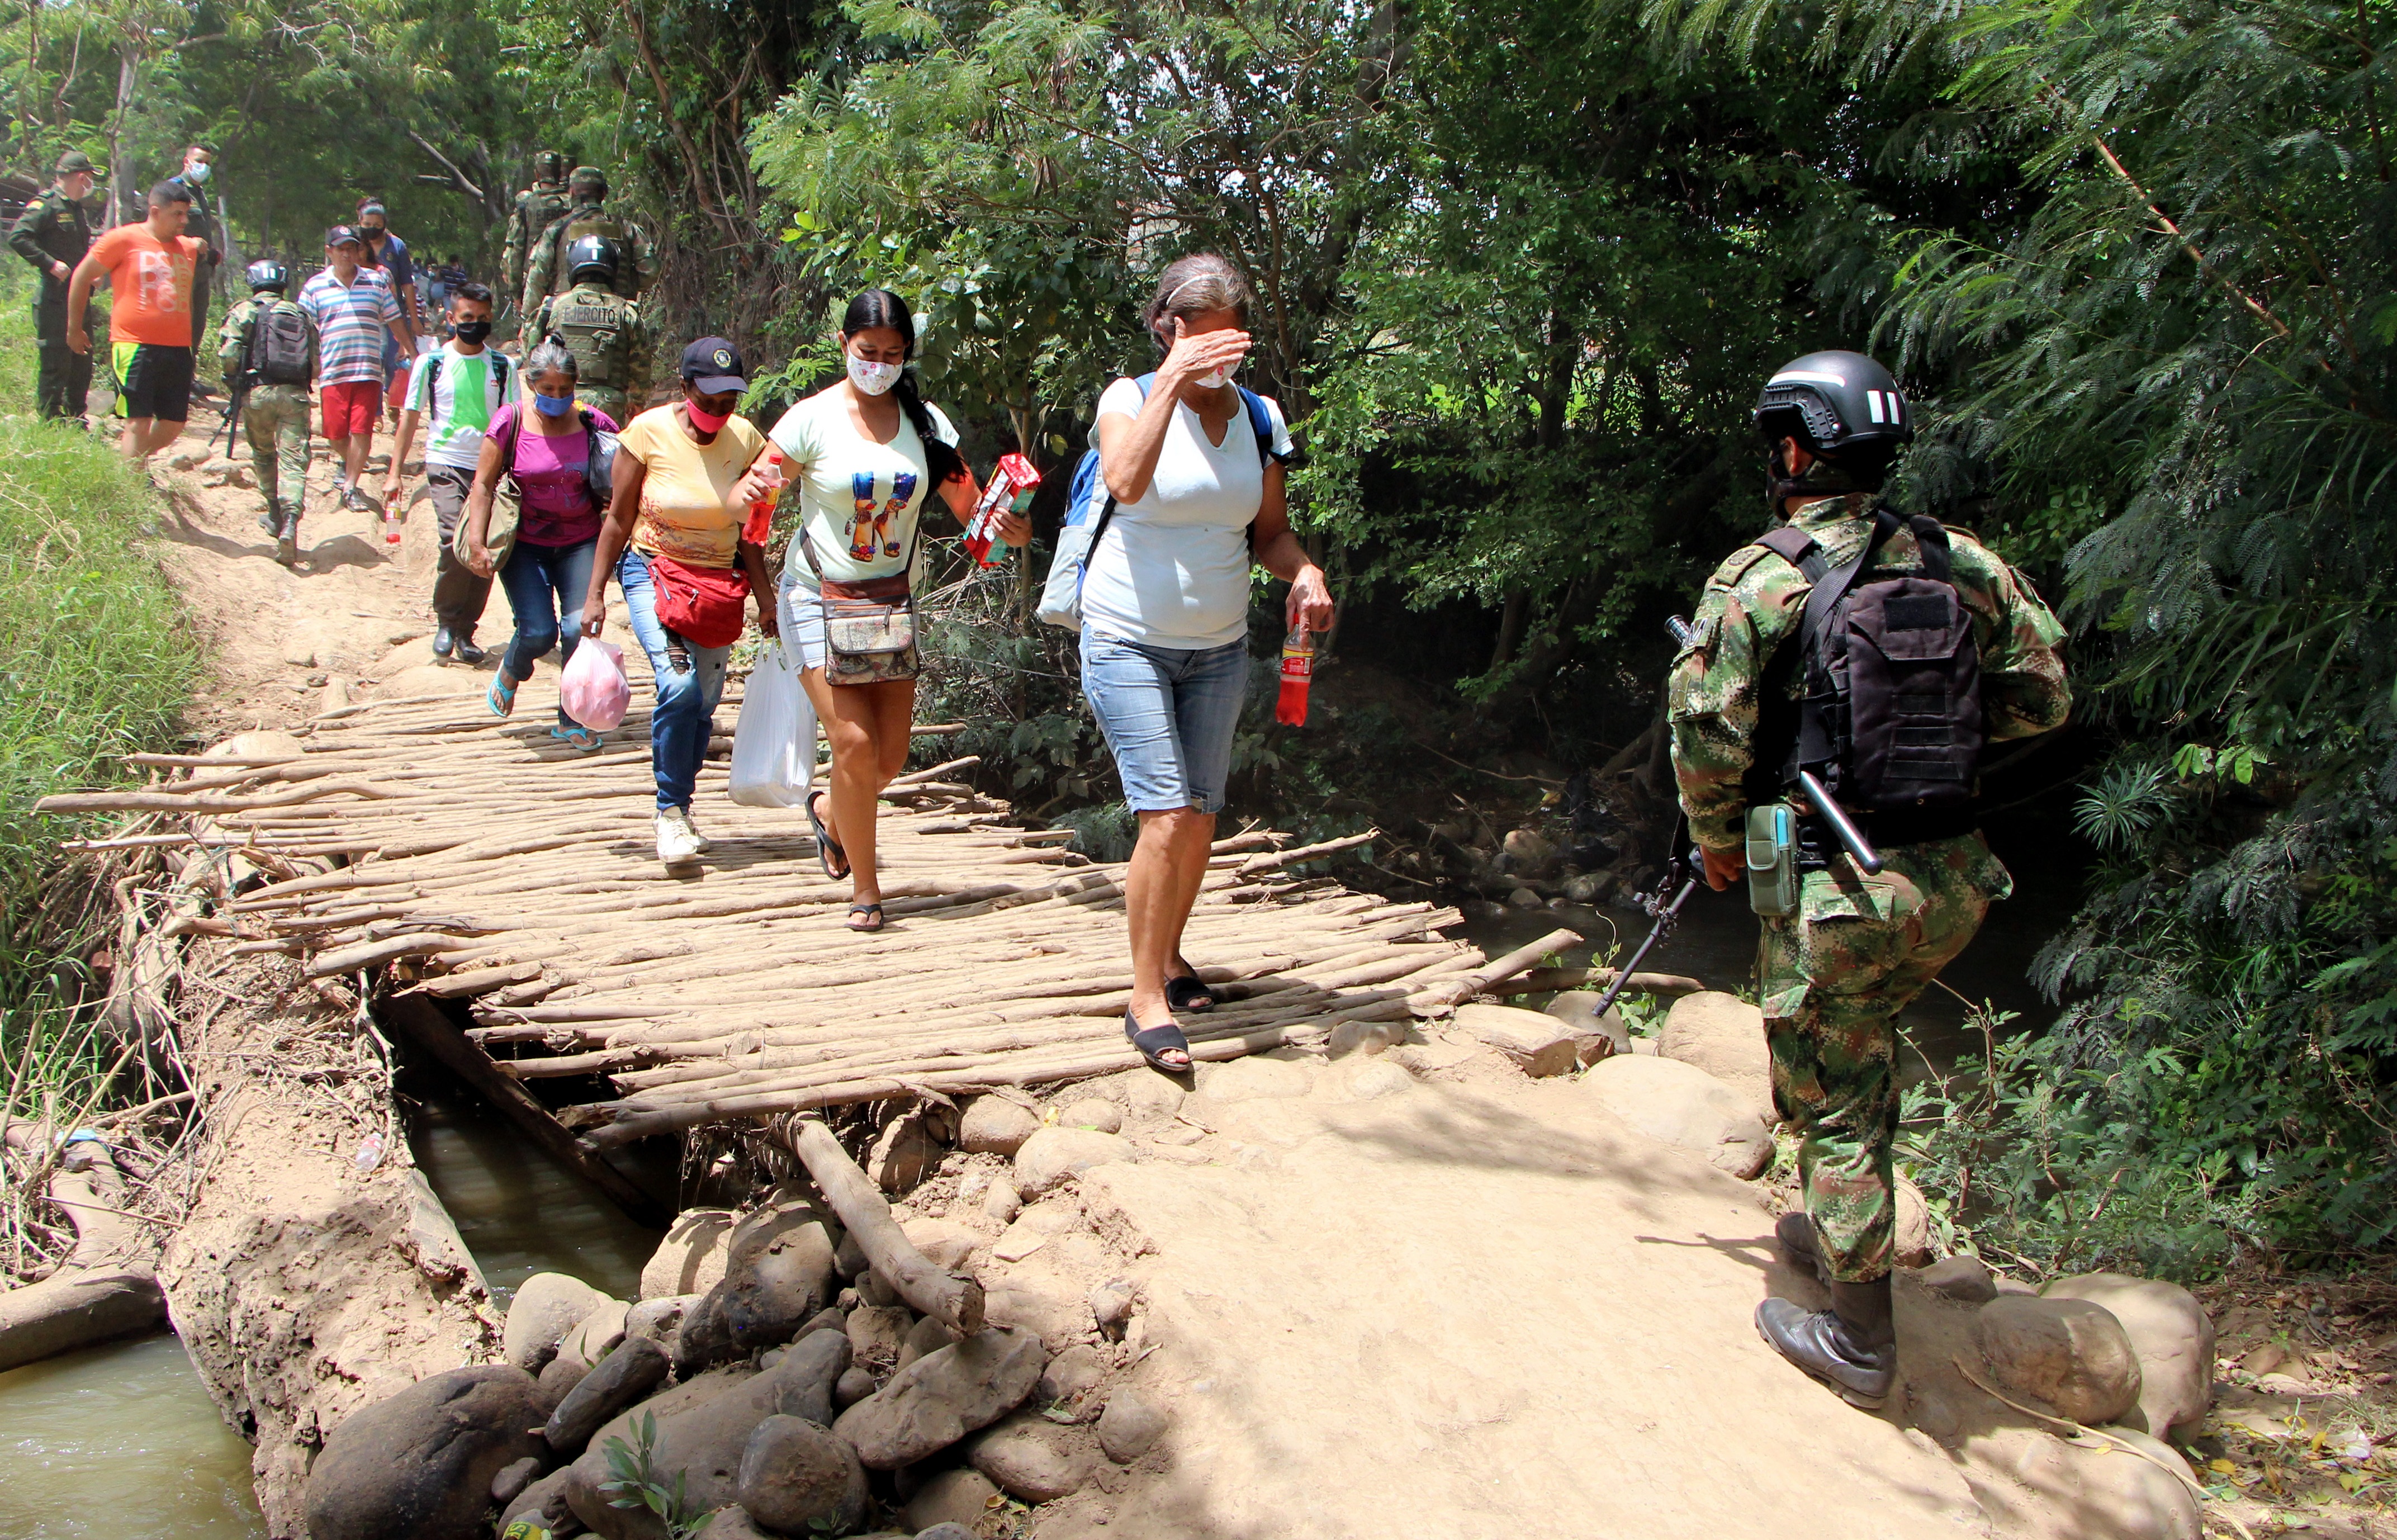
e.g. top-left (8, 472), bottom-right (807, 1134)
top-left (298, 225), bottom-right (410, 513)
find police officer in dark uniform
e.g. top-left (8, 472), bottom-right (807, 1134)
top-left (163, 145), bottom-right (220, 387)
top-left (9, 150), bottom-right (100, 420)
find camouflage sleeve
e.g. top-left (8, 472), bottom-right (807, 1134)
top-left (627, 304), bottom-right (651, 401)
top-left (501, 199), bottom-right (527, 293)
top-left (520, 226), bottom-right (556, 320)
top-left (1668, 544), bottom-right (1808, 852)
top-left (217, 301), bottom-right (248, 373)
top-left (1951, 535), bottom-right (2071, 741)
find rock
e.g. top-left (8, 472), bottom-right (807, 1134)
top-left (833, 1326), bottom-right (1048, 1469)
top-left (1039, 1343), bottom-right (1107, 1405)
top-left (1896, 1176), bottom-right (1933, 1268)
top-left (1453, 1003), bottom-right (1579, 1078)
top-left (1346, 1059), bottom-right (1415, 1100)
top-left (1505, 887), bottom-right (1545, 909)
top-left (1198, 1055), bottom-right (1313, 1102)
top-left (797, 1305), bottom-right (847, 1341)
top-left (1563, 871), bottom-right (1615, 904)
top-left (168, 450), bottom-right (203, 470)
top-left (536, 1352), bottom-right (589, 1410)
top-left (898, 1312), bottom-right (955, 1371)
top-left (1970, 1425), bottom-right (2200, 1540)
top-left (585, 1363), bottom-right (756, 1456)
top-left (504, 1273), bottom-right (615, 1371)
top-left (642, 1210), bottom-right (736, 1300)
top-left (547, 1335), bottom-right (672, 1457)
top-left (2042, 1273), bottom-right (2216, 1440)
top-left (848, 1304), bottom-right (914, 1370)
top-left (626, 1294), bottom-right (697, 1344)
top-left (1013, 1126), bottom-right (1133, 1196)
top-left (993, 1219), bottom-right (1050, 1263)
top-left (557, 1299), bottom-right (631, 1378)
top-left (2239, 1343), bottom-right (2286, 1375)
top-left (970, 1409), bottom-right (1091, 1501)
top-left (281, 642), bottom-right (317, 668)
top-left (303, 1366), bottom-right (549, 1540)
top-left (565, 1329), bottom-right (852, 1536)
top-left (1095, 1389), bottom-right (1167, 1463)
top-left (690, 1507), bottom-right (776, 1540)
top-left (491, 1456), bottom-right (543, 1507)
top-left (857, 1269), bottom-right (901, 1309)
top-left (1918, 1255), bottom-right (2000, 1304)
top-left (835, 1366), bottom-right (877, 1408)
top-left (870, 1112), bottom-right (945, 1193)
top-left (902, 1468), bottom-right (1002, 1533)
top-left (498, 1467), bottom-right (576, 1535)
top-left (982, 1178), bottom-right (1022, 1225)
top-left (1503, 827), bottom-right (1558, 877)
top-left (1583, 1055), bottom-right (1773, 1179)
top-left (1326, 1018), bottom-right (1401, 1058)
top-left (1058, 1098), bottom-right (1124, 1134)
top-left (718, 1204), bottom-right (839, 1353)
top-left (229, 466), bottom-right (257, 490)
top-left (1543, 991), bottom-right (1631, 1060)
top-left (960, 1096), bottom-right (1040, 1157)
top-left (672, 1286), bottom-right (735, 1376)
top-left (1088, 1280), bottom-right (1137, 1340)
top-left (899, 1215), bottom-right (982, 1272)
top-left (984, 1284), bottom-right (1093, 1352)
top-left (738, 1415), bottom-right (869, 1534)
top-left (1974, 1296), bottom-right (2144, 1425)
top-left (833, 1229), bottom-right (870, 1280)
top-left (916, 1525), bottom-right (979, 1540)
top-left (1120, 1073), bottom-right (1185, 1127)
top-left (1656, 991), bottom-right (1774, 1120)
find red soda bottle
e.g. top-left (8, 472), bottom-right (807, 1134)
top-left (742, 448), bottom-right (786, 546)
top-left (1275, 626), bottom-right (1313, 726)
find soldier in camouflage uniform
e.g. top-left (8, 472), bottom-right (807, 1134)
top-left (520, 167), bottom-right (654, 319)
top-left (501, 152), bottom-right (570, 312)
top-left (219, 261), bottom-right (319, 566)
top-left (8, 151), bottom-right (101, 420)
top-left (528, 236), bottom-right (650, 421)
top-left (1668, 349), bottom-right (2069, 1408)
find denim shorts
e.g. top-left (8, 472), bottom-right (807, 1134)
top-left (1081, 629), bottom-right (1248, 814)
top-left (774, 571), bottom-right (830, 672)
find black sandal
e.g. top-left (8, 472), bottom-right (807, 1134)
top-left (1124, 1008), bottom-right (1192, 1073)
top-left (847, 902), bottom-right (884, 932)
top-left (1166, 973), bottom-right (1219, 1013)
top-left (808, 792), bottom-right (849, 879)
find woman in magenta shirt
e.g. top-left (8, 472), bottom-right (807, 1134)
top-left (462, 340), bottom-right (621, 750)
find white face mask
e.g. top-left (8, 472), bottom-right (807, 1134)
top-left (184, 160), bottom-right (211, 184)
top-left (1195, 363), bottom-right (1235, 391)
top-left (847, 355), bottom-right (901, 397)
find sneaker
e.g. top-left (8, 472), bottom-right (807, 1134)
top-left (655, 807), bottom-right (704, 866)
top-left (344, 486), bottom-right (376, 514)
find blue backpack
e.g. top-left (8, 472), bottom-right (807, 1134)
top-left (1035, 372), bottom-right (1281, 631)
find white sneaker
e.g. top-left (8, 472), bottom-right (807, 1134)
top-left (655, 807), bottom-right (704, 865)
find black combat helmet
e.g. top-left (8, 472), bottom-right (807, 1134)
top-left (567, 235), bottom-right (620, 285)
top-left (245, 259), bottom-right (288, 293)
top-left (537, 151), bottom-right (566, 184)
top-left (1752, 350), bottom-right (1914, 454)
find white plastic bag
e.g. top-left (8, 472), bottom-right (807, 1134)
top-left (728, 638), bottom-right (817, 807)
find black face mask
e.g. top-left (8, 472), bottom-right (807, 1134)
top-left (362, 228), bottom-right (386, 243)
top-left (453, 319), bottom-right (492, 344)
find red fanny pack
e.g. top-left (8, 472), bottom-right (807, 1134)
top-left (646, 553), bottom-right (751, 648)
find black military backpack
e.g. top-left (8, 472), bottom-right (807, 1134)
top-left (1756, 507), bottom-right (1984, 820)
top-left (250, 302), bottom-right (312, 386)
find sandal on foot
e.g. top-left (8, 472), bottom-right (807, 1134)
top-left (1166, 973), bottom-right (1219, 1013)
top-left (486, 670), bottom-right (519, 718)
top-left (1124, 1008), bottom-right (1192, 1073)
top-left (808, 792), bottom-right (849, 879)
top-left (549, 723), bottom-right (602, 752)
top-left (846, 902), bottom-right (885, 932)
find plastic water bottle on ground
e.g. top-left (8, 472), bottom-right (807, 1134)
top-left (1275, 626), bottom-right (1313, 726)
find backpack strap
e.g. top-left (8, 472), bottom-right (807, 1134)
top-left (1236, 385), bottom-right (1280, 468)
top-left (1081, 373), bottom-right (1154, 578)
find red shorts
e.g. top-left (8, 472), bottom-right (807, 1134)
top-left (321, 380), bottom-right (382, 439)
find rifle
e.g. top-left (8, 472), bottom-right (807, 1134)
top-left (214, 311), bottom-right (254, 454)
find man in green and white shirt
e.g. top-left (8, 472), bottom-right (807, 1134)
top-left (387, 282), bottom-right (515, 665)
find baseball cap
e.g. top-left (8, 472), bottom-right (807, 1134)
top-left (679, 338), bottom-right (747, 394)
top-left (54, 150), bottom-right (97, 177)
top-left (325, 224), bottom-right (364, 249)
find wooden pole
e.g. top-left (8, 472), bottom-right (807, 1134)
top-left (783, 1119), bottom-right (983, 1334)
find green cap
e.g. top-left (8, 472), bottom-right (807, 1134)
top-left (54, 150), bottom-right (97, 177)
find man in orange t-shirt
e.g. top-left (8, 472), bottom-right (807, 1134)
top-left (65, 179), bottom-right (212, 463)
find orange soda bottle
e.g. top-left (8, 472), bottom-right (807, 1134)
top-left (1275, 626), bottom-right (1313, 726)
top-left (742, 448), bottom-right (786, 546)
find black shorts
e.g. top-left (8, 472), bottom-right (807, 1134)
top-left (120, 344), bottom-right (195, 423)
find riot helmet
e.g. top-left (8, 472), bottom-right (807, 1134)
top-left (245, 259), bottom-right (288, 293)
top-left (567, 235), bottom-right (620, 285)
top-left (1754, 349), bottom-right (1913, 497)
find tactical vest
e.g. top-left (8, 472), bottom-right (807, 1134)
top-left (548, 208), bottom-right (640, 300)
top-left (546, 288), bottom-right (633, 388)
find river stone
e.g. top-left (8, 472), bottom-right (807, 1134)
top-left (565, 1330), bottom-right (852, 1536)
top-left (490, 1455), bottom-right (543, 1507)
top-left (917, 1528), bottom-right (977, 1540)
top-left (1972, 1424), bottom-right (2200, 1540)
top-left (901, 1215), bottom-right (983, 1272)
top-left (848, 1303), bottom-right (915, 1370)
top-left (1656, 990), bottom-right (1774, 1121)
top-left (960, 1095), bottom-right (1040, 1156)
top-left (1454, 1003), bottom-right (1579, 1078)
top-left (536, 1351), bottom-right (589, 1413)
top-left (1583, 1054), bottom-right (1773, 1179)
top-left (497, 1467), bottom-right (576, 1535)
top-left (983, 1177), bottom-right (1023, 1225)
top-left (858, 1269), bottom-right (902, 1308)
top-left (1347, 1059), bottom-right (1415, 1100)
top-left (1095, 1389), bottom-right (1167, 1463)
top-left (1059, 1098), bottom-right (1124, 1134)
top-left (304, 1365), bottom-right (549, 1540)
top-left (1039, 1343), bottom-right (1108, 1405)
top-left (1013, 1126), bottom-right (1133, 1196)
top-left (641, 1209), bottom-right (736, 1300)
top-left (1089, 1279), bottom-right (1137, 1340)
top-left (719, 1204), bottom-right (839, 1353)
top-left (903, 1468), bottom-right (1002, 1533)
top-left (1543, 991), bottom-right (1631, 1059)
top-left (691, 1508), bottom-right (776, 1540)
top-left (833, 1326), bottom-right (1048, 1469)
top-left (504, 1272), bottom-right (615, 1371)
top-left (835, 1365), bottom-right (878, 1408)
top-left (627, 1293), bottom-right (697, 1344)
top-left (672, 1286), bottom-right (735, 1375)
top-left (1896, 1175), bottom-right (1934, 1268)
top-left (2043, 1272), bottom-right (2216, 1439)
top-left (984, 1283), bottom-right (1094, 1351)
top-left (969, 1409), bottom-right (1091, 1501)
top-left (738, 1414), bottom-right (869, 1533)
top-left (1198, 1055), bottom-right (1313, 1102)
top-left (547, 1335), bottom-right (672, 1457)
top-left (1974, 1296), bottom-right (2144, 1425)
top-left (1920, 1254), bottom-right (2000, 1304)
top-left (833, 1229), bottom-right (870, 1279)
top-left (1327, 1018), bottom-right (1402, 1058)
top-left (898, 1311), bottom-right (956, 1371)
top-left (1120, 1072), bottom-right (1185, 1126)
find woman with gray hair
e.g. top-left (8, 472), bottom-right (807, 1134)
top-left (462, 338), bottom-right (622, 750)
top-left (1085, 252), bottom-right (1338, 1073)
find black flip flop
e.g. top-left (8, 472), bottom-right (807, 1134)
top-left (1166, 973), bottom-right (1219, 1013)
top-left (1124, 1007), bottom-right (1192, 1073)
top-left (847, 902), bottom-right (884, 932)
top-left (808, 791), bottom-right (849, 879)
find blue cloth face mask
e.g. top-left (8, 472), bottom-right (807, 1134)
top-left (534, 391), bottom-right (574, 418)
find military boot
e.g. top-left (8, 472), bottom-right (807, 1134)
top-left (274, 500), bottom-right (299, 566)
top-left (1775, 1211), bottom-right (1832, 1287)
top-left (1756, 1276), bottom-right (1896, 1409)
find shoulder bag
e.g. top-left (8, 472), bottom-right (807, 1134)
top-left (799, 525), bottom-right (919, 685)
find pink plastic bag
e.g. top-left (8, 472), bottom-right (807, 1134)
top-left (560, 637), bottom-right (632, 731)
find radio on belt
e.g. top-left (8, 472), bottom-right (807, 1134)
top-left (964, 453), bottom-right (1041, 566)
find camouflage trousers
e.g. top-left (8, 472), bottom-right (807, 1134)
top-left (1759, 830), bottom-right (2010, 1283)
top-left (243, 386), bottom-right (313, 519)
top-left (576, 385), bottom-right (631, 424)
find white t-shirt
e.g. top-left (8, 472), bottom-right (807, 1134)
top-left (768, 390), bottom-right (959, 587)
top-left (1084, 376), bottom-right (1292, 650)
top-left (402, 344), bottom-right (516, 471)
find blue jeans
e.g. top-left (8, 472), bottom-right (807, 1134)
top-left (498, 537), bottom-right (596, 726)
top-left (618, 549), bottom-right (732, 811)
top-left (1080, 629), bottom-right (1248, 814)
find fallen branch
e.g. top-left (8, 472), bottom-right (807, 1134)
top-left (1410, 928), bottom-right (1583, 1014)
top-left (1491, 966), bottom-right (1706, 998)
top-left (783, 1118), bottom-right (983, 1334)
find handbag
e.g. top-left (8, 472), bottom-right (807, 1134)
top-left (451, 475), bottom-right (519, 571)
top-left (647, 552), bottom-right (754, 648)
top-left (799, 530), bottom-right (920, 685)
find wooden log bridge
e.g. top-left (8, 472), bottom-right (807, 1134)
top-left (43, 683), bottom-right (1569, 1174)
